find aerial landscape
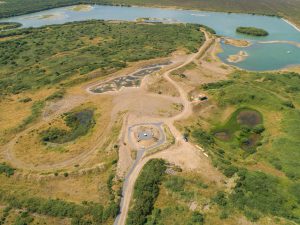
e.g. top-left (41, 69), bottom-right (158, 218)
top-left (0, 0), bottom-right (300, 225)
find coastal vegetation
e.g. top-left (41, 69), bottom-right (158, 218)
top-left (0, 20), bottom-right (204, 95)
top-left (0, 0), bottom-right (300, 27)
top-left (0, 22), bottom-right (21, 31)
top-left (236, 26), bottom-right (269, 36)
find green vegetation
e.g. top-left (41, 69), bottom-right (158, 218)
top-left (17, 100), bottom-right (45, 131)
top-left (18, 97), bottom-right (32, 103)
top-left (1, 0), bottom-right (300, 26)
top-left (0, 189), bottom-right (118, 225)
top-left (231, 170), bottom-right (298, 222)
top-left (202, 71), bottom-right (300, 179)
top-left (45, 89), bottom-right (65, 101)
top-left (0, 22), bottom-right (21, 31)
top-left (0, 20), bottom-right (204, 95)
top-left (126, 159), bottom-right (166, 225)
top-left (0, 206), bottom-right (12, 225)
top-left (211, 169), bottom-right (299, 222)
top-left (213, 108), bottom-right (264, 154)
top-left (187, 71), bottom-right (300, 222)
top-left (236, 26), bottom-right (269, 36)
top-left (41, 109), bottom-right (95, 143)
top-left (146, 171), bottom-right (210, 224)
top-left (0, 163), bottom-right (15, 177)
top-left (202, 80), bottom-right (234, 90)
top-left (14, 211), bottom-right (34, 225)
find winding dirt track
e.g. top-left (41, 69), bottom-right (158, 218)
top-left (2, 29), bottom-right (214, 225)
top-left (115, 29), bottom-right (213, 225)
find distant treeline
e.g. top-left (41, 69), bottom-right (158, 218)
top-left (0, 22), bottom-right (22, 31)
top-left (1, 0), bottom-right (300, 27)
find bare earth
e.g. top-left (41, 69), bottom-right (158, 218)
top-left (1, 27), bottom-right (233, 225)
top-left (114, 30), bottom-right (226, 225)
top-left (224, 38), bottom-right (251, 47)
top-left (227, 50), bottom-right (248, 63)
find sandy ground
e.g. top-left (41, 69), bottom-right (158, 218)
top-left (115, 29), bottom-right (227, 225)
top-left (1, 55), bottom-right (185, 171)
top-left (227, 50), bottom-right (248, 63)
top-left (69, 5), bottom-right (93, 12)
top-left (224, 38), bottom-right (251, 47)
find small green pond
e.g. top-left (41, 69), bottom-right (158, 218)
top-left (214, 108), bottom-right (264, 153)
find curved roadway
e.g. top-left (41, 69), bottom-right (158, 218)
top-left (114, 29), bottom-right (212, 225)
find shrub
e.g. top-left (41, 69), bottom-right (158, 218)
top-left (46, 89), bottom-right (65, 101)
top-left (191, 129), bottom-right (214, 147)
top-left (19, 97), bottom-right (32, 103)
top-left (0, 163), bottom-right (15, 177)
top-left (219, 210), bottom-right (229, 219)
top-left (253, 124), bottom-right (265, 134)
top-left (231, 171), bottom-right (295, 219)
top-left (212, 191), bottom-right (228, 206)
top-left (282, 101), bottom-right (295, 108)
top-left (14, 211), bottom-right (34, 225)
top-left (18, 100), bottom-right (45, 130)
top-left (126, 159), bottom-right (166, 225)
top-left (223, 165), bottom-right (238, 177)
top-left (202, 80), bottom-right (233, 90)
top-left (0, 191), bottom-right (117, 224)
top-left (191, 211), bottom-right (204, 224)
top-left (164, 176), bottom-right (185, 192)
top-left (244, 209), bottom-right (260, 222)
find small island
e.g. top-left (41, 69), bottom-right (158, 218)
top-left (227, 50), bottom-right (249, 63)
top-left (236, 26), bottom-right (269, 36)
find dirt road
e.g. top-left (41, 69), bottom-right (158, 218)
top-left (115, 29), bottom-right (215, 225)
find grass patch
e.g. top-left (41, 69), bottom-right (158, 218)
top-left (230, 170), bottom-right (299, 222)
top-left (45, 89), bottom-right (65, 101)
top-left (16, 100), bottom-right (45, 131)
top-left (40, 108), bottom-right (95, 143)
top-left (0, 163), bottom-right (15, 177)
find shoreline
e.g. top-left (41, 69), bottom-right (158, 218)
top-left (282, 18), bottom-right (300, 32)
top-left (258, 40), bottom-right (300, 47)
top-left (0, 3), bottom-right (282, 21)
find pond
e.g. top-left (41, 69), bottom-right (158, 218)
top-left (1, 4), bottom-right (300, 71)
